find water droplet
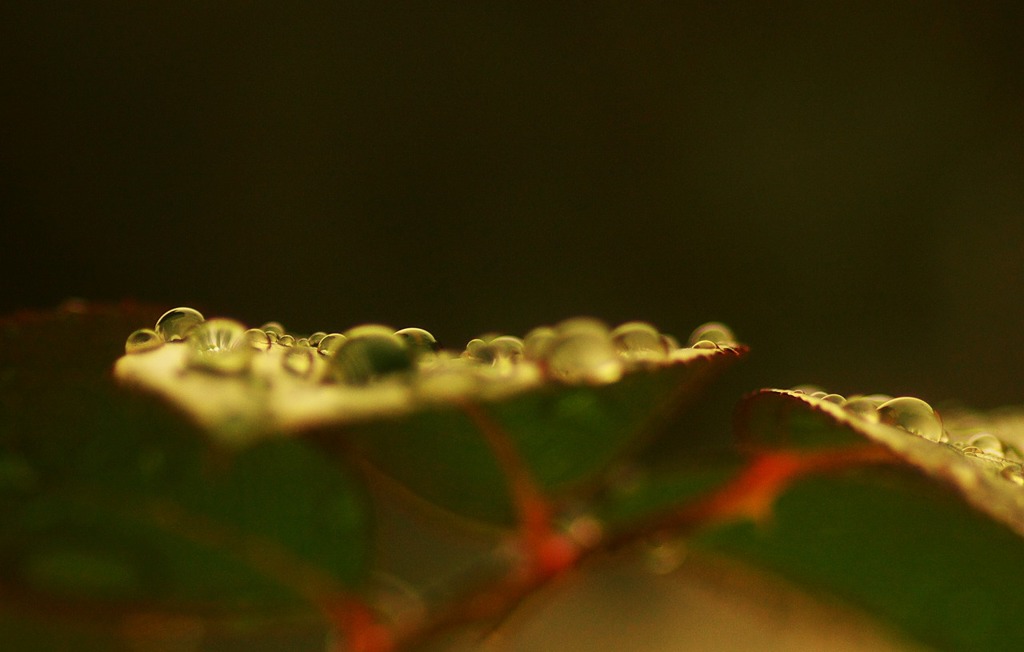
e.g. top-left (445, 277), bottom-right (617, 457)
top-left (243, 328), bottom-right (272, 350)
top-left (821, 393), bottom-right (846, 405)
top-left (686, 321), bottom-right (735, 347)
top-left (155, 307), bottom-right (204, 342)
top-left (690, 339), bottom-right (719, 350)
top-left (556, 317), bottom-right (610, 336)
top-left (877, 397), bottom-right (944, 442)
top-left (791, 384), bottom-right (824, 395)
top-left (186, 318), bottom-right (252, 374)
top-left (307, 332), bottom-right (328, 347)
top-left (333, 331), bottom-right (413, 385)
top-left (125, 328), bottom-right (163, 354)
top-left (661, 334), bottom-right (681, 351)
top-left (344, 324), bottom-right (395, 339)
top-left (545, 332), bottom-right (622, 385)
top-left (610, 321), bottom-right (666, 362)
top-left (276, 334), bottom-right (296, 347)
top-left (295, 337), bottom-right (310, 347)
top-left (809, 391), bottom-right (829, 399)
top-left (524, 326), bottom-right (557, 360)
top-left (260, 321), bottom-right (286, 337)
top-left (465, 335), bottom-right (524, 366)
top-left (282, 346), bottom-right (317, 378)
top-left (844, 395), bottom-right (889, 421)
top-left (394, 328), bottom-right (440, 357)
top-left (317, 333), bottom-right (347, 357)
top-left (999, 466), bottom-right (1024, 486)
top-left (967, 433), bottom-right (1004, 456)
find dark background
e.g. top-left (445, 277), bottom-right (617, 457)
top-left (2, 3), bottom-right (1022, 407)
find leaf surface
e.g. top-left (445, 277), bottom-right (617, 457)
top-left (0, 305), bottom-right (371, 647)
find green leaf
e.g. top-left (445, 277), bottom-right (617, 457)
top-left (715, 389), bottom-right (1024, 650)
top-left (324, 348), bottom-right (745, 525)
top-left (0, 305), bottom-right (371, 644)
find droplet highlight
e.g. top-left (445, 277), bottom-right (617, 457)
top-left (877, 397), bottom-right (944, 443)
top-left (155, 307), bottom-right (204, 342)
top-left (611, 321), bottom-right (666, 362)
top-left (125, 328), bottom-right (163, 354)
top-left (686, 321), bottom-right (735, 347)
top-left (186, 318), bottom-right (252, 374)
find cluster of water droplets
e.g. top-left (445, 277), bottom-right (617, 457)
top-left (125, 309), bottom-right (738, 398)
top-left (792, 386), bottom-right (1024, 485)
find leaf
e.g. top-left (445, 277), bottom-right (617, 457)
top-left (321, 347), bottom-right (746, 525)
top-left (709, 389), bottom-right (1024, 650)
top-left (0, 305), bottom-right (372, 646)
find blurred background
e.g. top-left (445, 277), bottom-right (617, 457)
top-left (1, 2), bottom-right (1022, 408)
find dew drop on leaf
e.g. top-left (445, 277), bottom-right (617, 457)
top-left (243, 328), bottom-right (272, 350)
top-left (611, 321), bottom-right (667, 361)
top-left (317, 333), bottom-right (347, 357)
top-left (466, 335), bottom-right (525, 366)
top-left (395, 327), bottom-right (440, 357)
top-left (821, 393), bottom-right (846, 405)
top-left (260, 321), bottom-right (286, 337)
top-left (307, 331), bottom-right (328, 347)
top-left (124, 328), bottom-right (163, 354)
top-left (154, 307), bottom-right (205, 342)
top-left (690, 339), bottom-right (719, 350)
top-left (186, 318), bottom-right (252, 374)
top-left (283, 346), bottom-right (317, 378)
top-left (546, 332), bottom-right (623, 385)
top-left (967, 433), bottom-right (1004, 456)
top-left (333, 329), bottom-right (413, 384)
top-left (276, 334), bottom-right (296, 347)
top-left (524, 326), bottom-right (557, 360)
top-left (877, 397), bottom-right (944, 442)
top-left (686, 321), bottom-right (735, 347)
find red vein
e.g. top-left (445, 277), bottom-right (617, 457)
top-left (458, 400), bottom-right (579, 578)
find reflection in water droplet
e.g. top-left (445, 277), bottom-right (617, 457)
top-left (690, 339), bottom-right (718, 350)
top-left (791, 385), bottom-right (823, 395)
top-left (967, 433), bottom-right (1004, 456)
top-left (877, 397), bottom-right (944, 442)
top-left (125, 328), bottom-right (163, 354)
top-left (466, 335), bottom-right (525, 366)
top-left (333, 332), bottom-right (413, 384)
top-left (844, 395), bottom-right (889, 421)
top-left (395, 328), bottom-right (439, 357)
top-left (611, 322), bottom-right (666, 361)
top-left (260, 322), bottom-right (285, 337)
top-left (308, 332), bottom-right (328, 347)
top-left (283, 346), bottom-right (317, 378)
top-left (999, 466), bottom-right (1024, 486)
top-left (546, 332), bottom-right (622, 385)
top-left (686, 321), bottom-right (735, 346)
top-left (155, 307), bottom-right (205, 342)
top-left (187, 318), bottom-right (252, 374)
top-left (243, 328), bottom-right (272, 350)
top-left (317, 333), bottom-right (347, 357)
